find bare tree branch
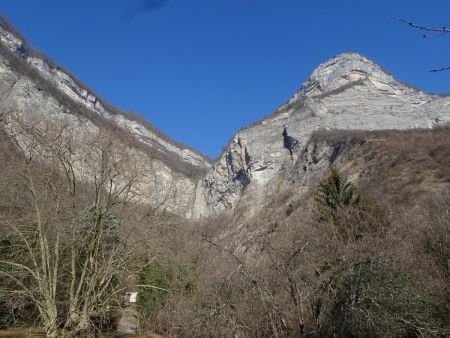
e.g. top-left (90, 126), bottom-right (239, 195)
top-left (393, 17), bottom-right (450, 34)
top-left (393, 17), bottom-right (450, 72)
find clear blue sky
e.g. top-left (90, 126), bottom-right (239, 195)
top-left (1, 0), bottom-right (449, 158)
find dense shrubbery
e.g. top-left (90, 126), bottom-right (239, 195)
top-left (1, 123), bottom-right (449, 337)
top-left (316, 257), bottom-right (444, 338)
top-left (315, 166), bottom-right (389, 243)
top-left (138, 261), bottom-right (171, 326)
top-left (0, 121), bottom-right (157, 336)
top-left (133, 166), bottom-right (449, 337)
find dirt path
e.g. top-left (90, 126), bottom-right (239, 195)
top-left (0, 328), bottom-right (45, 337)
top-left (116, 304), bottom-right (140, 334)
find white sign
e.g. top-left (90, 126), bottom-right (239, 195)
top-left (129, 292), bottom-right (138, 303)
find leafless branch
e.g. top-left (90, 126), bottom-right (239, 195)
top-left (393, 17), bottom-right (450, 34)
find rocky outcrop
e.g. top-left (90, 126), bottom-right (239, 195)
top-left (1, 16), bottom-right (449, 220)
top-left (0, 17), bottom-right (211, 218)
top-left (194, 53), bottom-right (450, 217)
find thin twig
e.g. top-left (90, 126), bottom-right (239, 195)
top-left (393, 17), bottom-right (450, 34)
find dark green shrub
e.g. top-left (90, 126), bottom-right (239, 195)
top-left (315, 166), bottom-right (358, 222)
top-left (137, 261), bottom-right (171, 323)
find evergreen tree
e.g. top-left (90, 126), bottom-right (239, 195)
top-left (315, 166), bottom-right (358, 221)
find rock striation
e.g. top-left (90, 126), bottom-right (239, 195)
top-left (0, 16), bottom-right (449, 220)
top-left (193, 53), bottom-right (450, 218)
top-left (0, 17), bottom-right (211, 218)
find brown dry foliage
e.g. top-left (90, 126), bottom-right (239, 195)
top-left (135, 128), bottom-right (450, 337)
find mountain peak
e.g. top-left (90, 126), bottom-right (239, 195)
top-left (288, 52), bottom-right (394, 103)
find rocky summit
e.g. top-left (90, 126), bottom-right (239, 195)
top-left (0, 18), bottom-right (449, 219)
top-left (193, 52), bottom-right (450, 218)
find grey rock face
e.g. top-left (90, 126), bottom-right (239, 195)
top-left (1, 17), bottom-right (449, 220)
top-left (0, 19), bottom-right (211, 218)
top-left (193, 53), bottom-right (450, 218)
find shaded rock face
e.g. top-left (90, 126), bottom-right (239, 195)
top-left (0, 19), bottom-right (211, 218)
top-left (193, 53), bottom-right (450, 218)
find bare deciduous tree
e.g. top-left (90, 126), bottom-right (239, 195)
top-left (0, 116), bottom-right (156, 336)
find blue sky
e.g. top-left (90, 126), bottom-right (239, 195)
top-left (1, 0), bottom-right (449, 158)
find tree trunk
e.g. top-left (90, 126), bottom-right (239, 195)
top-left (74, 311), bottom-right (91, 335)
top-left (44, 321), bottom-right (59, 338)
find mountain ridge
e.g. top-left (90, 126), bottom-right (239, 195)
top-left (0, 16), bottom-right (449, 220)
top-left (193, 51), bottom-right (450, 218)
top-left (0, 16), bottom-right (210, 218)
top-left (233, 51), bottom-right (448, 145)
top-left (0, 16), bottom-right (212, 168)
top-left (1, 14), bottom-right (446, 162)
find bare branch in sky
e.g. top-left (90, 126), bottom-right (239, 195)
top-left (393, 17), bottom-right (450, 72)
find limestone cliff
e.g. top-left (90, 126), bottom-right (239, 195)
top-left (0, 17), bottom-right (211, 218)
top-left (193, 53), bottom-right (450, 218)
top-left (1, 16), bottom-right (449, 220)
